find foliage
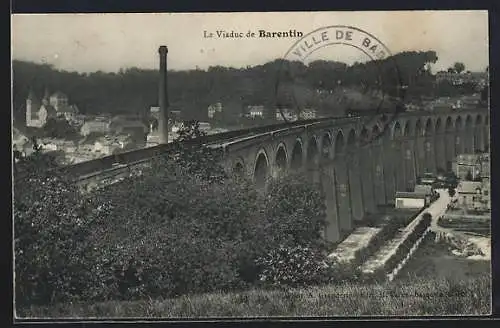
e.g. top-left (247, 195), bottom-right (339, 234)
top-left (14, 122), bottom-right (329, 308)
top-left (448, 187), bottom-right (456, 197)
top-left (42, 117), bottom-right (79, 139)
top-left (263, 173), bottom-right (327, 249)
top-left (256, 245), bottom-right (333, 288)
top-left (452, 62), bottom-right (466, 74)
top-left (13, 149), bottom-right (95, 306)
top-left (12, 51), bottom-right (457, 125)
top-left (169, 120), bottom-right (227, 184)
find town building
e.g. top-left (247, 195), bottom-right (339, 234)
top-left (395, 192), bottom-right (427, 209)
top-left (456, 180), bottom-right (490, 211)
top-left (109, 115), bottom-right (148, 137)
top-left (80, 120), bottom-right (111, 136)
top-left (452, 154), bottom-right (483, 180)
top-left (247, 105), bottom-right (265, 118)
top-left (299, 108), bottom-right (317, 120)
top-left (435, 71), bottom-right (488, 87)
top-left (26, 89), bottom-right (79, 128)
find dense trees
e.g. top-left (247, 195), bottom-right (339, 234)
top-left (14, 122), bottom-right (329, 307)
top-left (452, 62), bottom-right (466, 74)
top-left (13, 50), bottom-right (476, 126)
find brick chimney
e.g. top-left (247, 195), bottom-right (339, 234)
top-left (158, 45), bottom-right (169, 144)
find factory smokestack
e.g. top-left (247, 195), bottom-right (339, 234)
top-left (158, 45), bottom-right (169, 144)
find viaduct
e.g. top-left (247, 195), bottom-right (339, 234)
top-left (62, 46), bottom-right (490, 244)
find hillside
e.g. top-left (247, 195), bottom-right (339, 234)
top-left (12, 51), bottom-right (440, 124)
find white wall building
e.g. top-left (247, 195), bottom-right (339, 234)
top-left (395, 192), bottom-right (427, 209)
top-left (247, 105), bottom-right (264, 118)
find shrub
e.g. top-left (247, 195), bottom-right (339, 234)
top-left (14, 152), bottom-right (96, 307)
top-left (263, 173), bottom-right (327, 249)
top-left (14, 124), bottom-right (330, 307)
top-left (256, 245), bottom-right (333, 288)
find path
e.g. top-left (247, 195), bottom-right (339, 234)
top-left (430, 189), bottom-right (491, 260)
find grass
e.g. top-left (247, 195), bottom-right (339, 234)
top-left (19, 273), bottom-right (491, 318)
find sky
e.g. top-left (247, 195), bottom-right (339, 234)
top-left (11, 11), bottom-right (489, 73)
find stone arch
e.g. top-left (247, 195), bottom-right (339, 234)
top-left (393, 121), bottom-right (403, 139)
top-left (321, 132), bottom-right (333, 160)
top-left (474, 114), bottom-right (485, 153)
top-left (306, 135), bottom-right (319, 167)
top-left (290, 138), bottom-right (304, 170)
top-left (346, 128), bottom-right (356, 147)
top-left (424, 117), bottom-right (433, 136)
top-left (372, 124), bottom-right (381, 143)
top-left (275, 143), bottom-right (288, 176)
top-left (465, 115), bottom-right (473, 130)
top-left (455, 116), bottom-right (463, 131)
top-left (475, 114), bottom-right (483, 126)
top-left (334, 130), bottom-right (345, 156)
top-left (254, 149), bottom-right (270, 188)
top-left (415, 119), bottom-right (423, 137)
top-left (403, 120), bottom-right (411, 137)
top-left (435, 117), bottom-right (443, 134)
top-left (360, 126), bottom-right (369, 144)
top-left (445, 116), bottom-right (453, 132)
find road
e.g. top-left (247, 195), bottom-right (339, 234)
top-left (427, 189), bottom-right (454, 234)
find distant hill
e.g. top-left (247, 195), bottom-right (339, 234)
top-left (12, 51), bottom-right (442, 124)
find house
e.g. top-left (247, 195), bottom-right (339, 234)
top-left (457, 180), bottom-right (490, 211)
top-left (247, 105), bottom-right (265, 118)
top-left (395, 192), bottom-right (427, 209)
top-left (299, 108), bottom-right (317, 120)
top-left (453, 154), bottom-right (482, 180)
top-left (109, 115), bottom-right (148, 137)
top-left (80, 120), bottom-right (111, 136)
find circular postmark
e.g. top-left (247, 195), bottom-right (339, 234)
top-left (275, 25), bottom-right (405, 147)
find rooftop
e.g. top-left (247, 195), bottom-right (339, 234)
top-left (395, 192), bottom-right (427, 199)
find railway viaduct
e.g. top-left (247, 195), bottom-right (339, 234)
top-left (65, 46), bottom-right (489, 244)
top-left (217, 109), bottom-right (489, 242)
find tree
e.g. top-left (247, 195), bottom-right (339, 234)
top-left (14, 149), bottom-right (95, 307)
top-left (43, 117), bottom-right (79, 139)
top-left (169, 120), bottom-right (227, 184)
top-left (453, 62), bottom-right (466, 74)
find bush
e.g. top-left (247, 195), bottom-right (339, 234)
top-left (256, 245), bottom-right (333, 288)
top-left (14, 152), bottom-right (96, 307)
top-left (14, 124), bottom-right (330, 307)
top-left (263, 173), bottom-right (327, 249)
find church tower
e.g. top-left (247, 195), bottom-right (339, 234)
top-left (26, 89), bottom-right (39, 127)
top-left (42, 87), bottom-right (50, 106)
